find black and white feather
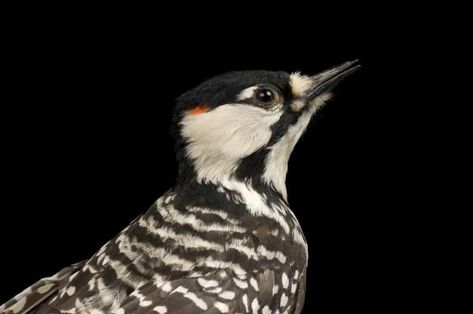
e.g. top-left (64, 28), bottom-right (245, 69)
top-left (1, 62), bottom-right (358, 314)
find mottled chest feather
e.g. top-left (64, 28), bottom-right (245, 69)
top-left (39, 185), bottom-right (307, 313)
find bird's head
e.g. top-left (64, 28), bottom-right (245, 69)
top-left (173, 61), bottom-right (360, 199)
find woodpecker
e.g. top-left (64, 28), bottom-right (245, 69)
top-left (1, 61), bottom-right (359, 314)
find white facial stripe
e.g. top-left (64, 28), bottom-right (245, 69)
top-left (289, 72), bottom-right (313, 97)
top-left (263, 98), bottom-right (323, 200)
top-left (237, 86), bottom-right (258, 101)
top-left (180, 104), bottom-right (283, 183)
top-left (263, 93), bottom-right (332, 199)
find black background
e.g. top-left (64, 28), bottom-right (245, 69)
top-left (1, 6), bottom-right (450, 313)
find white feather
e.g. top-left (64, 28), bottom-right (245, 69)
top-left (289, 72), bottom-right (313, 97)
top-left (237, 86), bottom-right (257, 100)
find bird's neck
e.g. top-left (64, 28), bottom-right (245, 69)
top-left (176, 165), bottom-right (289, 203)
top-left (176, 143), bottom-right (294, 202)
top-left (174, 173), bottom-right (288, 210)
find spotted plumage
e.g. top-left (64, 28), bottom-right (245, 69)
top-left (1, 61), bottom-right (359, 314)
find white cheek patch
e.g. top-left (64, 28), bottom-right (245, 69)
top-left (289, 72), bottom-right (313, 97)
top-left (180, 104), bottom-right (283, 183)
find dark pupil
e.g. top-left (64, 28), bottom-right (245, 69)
top-left (256, 89), bottom-right (274, 103)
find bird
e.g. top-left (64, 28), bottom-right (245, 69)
top-left (1, 60), bottom-right (360, 314)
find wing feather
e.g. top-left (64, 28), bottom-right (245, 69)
top-left (0, 261), bottom-right (86, 314)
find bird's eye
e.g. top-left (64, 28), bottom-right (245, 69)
top-left (256, 89), bottom-right (274, 103)
top-left (253, 87), bottom-right (280, 107)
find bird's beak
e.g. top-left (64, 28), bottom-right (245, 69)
top-left (306, 59), bottom-right (361, 102)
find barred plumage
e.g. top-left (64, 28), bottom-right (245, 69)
top-left (2, 62), bottom-right (359, 314)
